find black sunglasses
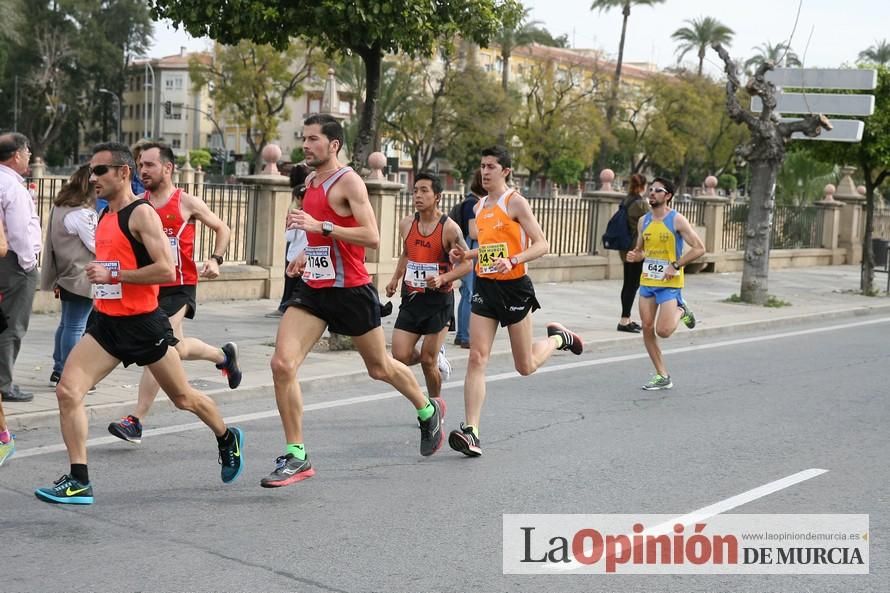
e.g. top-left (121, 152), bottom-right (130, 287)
top-left (90, 164), bottom-right (125, 176)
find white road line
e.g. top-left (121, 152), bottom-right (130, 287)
top-left (15, 316), bottom-right (889, 459)
top-left (551, 468), bottom-right (829, 571)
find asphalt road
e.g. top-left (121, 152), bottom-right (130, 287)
top-left (2, 316), bottom-right (888, 593)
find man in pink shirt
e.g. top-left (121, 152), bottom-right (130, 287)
top-left (0, 133), bottom-right (41, 403)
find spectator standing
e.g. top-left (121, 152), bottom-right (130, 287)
top-left (617, 173), bottom-right (650, 333)
top-left (40, 165), bottom-right (97, 387)
top-left (0, 133), bottom-right (40, 403)
top-left (452, 170), bottom-right (484, 348)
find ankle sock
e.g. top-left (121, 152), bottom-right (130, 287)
top-left (286, 443), bottom-right (306, 460)
top-left (71, 464), bottom-right (89, 485)
top-left (216, 428), bottom-right (234, 448)
top-left (0, 429), bottom-right (10, 444)
top-left (417, 400), bottom-right (435, 422)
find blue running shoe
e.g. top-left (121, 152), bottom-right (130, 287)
top-left (35, 474), bottom-right (94, 505)
top-left (219, 427), bottom-right (244, 483)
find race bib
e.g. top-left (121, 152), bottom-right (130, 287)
top-left (405, 261), bottom-right (439, 289)
top-left (168, 236), bottom-right (181, 267)
top-left (92, 261), bottom-right (122, 300)
top-left (478, 242), bottom-right (509, 275)
top-left (643, 258), bottom-right (670, 281)
top-left (302, 246), bottom-right (335, 281)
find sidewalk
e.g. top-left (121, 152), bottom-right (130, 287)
top-left (5, 265), bottom-right (889, 432)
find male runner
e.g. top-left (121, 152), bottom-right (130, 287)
top-left (385, 172), bottom-right (472, 403)
top-left (107, 142), bottom-right (241, 444)
top-left (260, 114), bottom-right (444, 488)
top-left (626, 176), bottom-right (705, 390)
top-left (447, 146), bottom-right (583, 457)
top-left (35, 142), bottom-right (243, 505)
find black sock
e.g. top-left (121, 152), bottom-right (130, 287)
top-left (216, 428), bottom-right (233, 448)
top-left (129, 415), bottom-right (141, 425)
top-left (71, 464), bottom-right (89, 485)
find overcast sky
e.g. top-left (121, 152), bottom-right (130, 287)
top-left (151, 1), bottom-right (887, 76)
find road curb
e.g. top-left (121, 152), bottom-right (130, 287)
top-left (9, 302), bottom-right (890, 433)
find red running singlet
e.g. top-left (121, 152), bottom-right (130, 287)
top-left (148, 188), bottom-right (198, 286)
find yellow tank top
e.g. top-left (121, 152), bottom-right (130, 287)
top-left (474, 189), bottom-right (527, 281)
top-left (639, 210), bottom-right (684, 288)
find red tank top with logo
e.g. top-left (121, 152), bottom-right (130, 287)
top-left (148, 188), bottom-right (198, 286)
top-left (301, 166), bottom-right (372, 288)
top-left (402, 213), bottom-right (452, 296)
top-left (93, 200), bottom-right (159, 316)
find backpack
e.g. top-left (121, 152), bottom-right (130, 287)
top-left (448, 200), bottom-right (464, 229)
top-left (601, 200), bottom-right (635, 251)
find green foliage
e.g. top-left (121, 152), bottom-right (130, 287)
top-left (775, 149), bottom-right (834, 205)
top-left (188, 149), bottom-right (212, 169)
top-left (858, 40), bottom-right (890, 66)
top-left (745, 42), bottom-right (801, 71)
top-left (719, 173), bottom-right (738, 191)
top-left (548, 156), bottom-right (585, 185)
top-left (290, 147), bottom-right (305, 163)
top-left (724, 293), bottom-right (791, 307)
top-left (190, 40), bottom-right (319, 167)
top-left (671, 16), bottom-right (734, 76)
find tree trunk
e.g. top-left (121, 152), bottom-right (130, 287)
top-left (497, 51), bottom-right (510, 145)
top-left (740, 159), bottom-right (777, 304)
top-left (595, 5), bottom-right (629, 182)
top-left (353, 45), bottom-right (383, 171)
top-left (861, 181), bottom-right (876, 294)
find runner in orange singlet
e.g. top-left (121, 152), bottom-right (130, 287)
top-left (447, 146), bottom-right (584, 457)
top-left (35, 142), bottom-right (243, 505)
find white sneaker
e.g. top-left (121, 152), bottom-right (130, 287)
top-left (437, 344), bottom-right (452, 382)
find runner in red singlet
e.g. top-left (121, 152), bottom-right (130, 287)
top-left (385, 172), bottom-right (471, 404)
top-left (107, 142), bottom-right (241, 445)
top-left (260, 114), bottom-right (445, 488)
top-left (35, 142), bottom-right (244, 505)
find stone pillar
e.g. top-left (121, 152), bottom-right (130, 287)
top-left (833, 166), bottom-right (864, 264)
top-left (814, 183), bottom-right (845, 263)
top-left (364, 152), bottom-right (404, 288)
top-left (583, 187), bottom-right (625, 279)
top-left (194, 165), bottom-right (205, 189)
top-left (237, 173), bottom-right (291, 298)
top-left (261, 144), bottom-right (282, 175)
top-left (694, 195), bottom-right (728, 256)
top-left (179, 160), bottom-right (194, 186)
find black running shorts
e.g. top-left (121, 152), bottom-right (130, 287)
top-left (394, 291), bottom-right (454, 335)
top-left (285, 280), bottom-right (382, 336)
top-left (85, 308), bottom-right (179, 367)
top-left (158, 284), bottom-right (197, 319)
top-left (471, 275), bottom-right (541, 327)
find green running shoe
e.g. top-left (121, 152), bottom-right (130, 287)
top-left (679, 303), bottom-right (696, 329)
top-left (642, 374), bottom-right (673, 391)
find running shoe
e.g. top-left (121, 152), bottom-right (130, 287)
top-left (218, 427), bottom-right (244, 483)
top-left (642, 374), bottom-right (673, 391)
top-left (616, 322), bottom-right (641, 333)
top-left (437, 344), bottom-right (452, 382)
top-left (35, 474), bottom-right (93, 505)
top-left (448, 423), bottom-right (482, 457)
top-left (0, 435), bottom-right (14, 467)
top-left (48, 370), bottom-right (61, 388)
top-left (260, 453), bottom-right (316, 488)
top-left (419, 397), bottom-right (445, 456)
top-left (216, 342), bottom-right (242, 389)
top-left (107, 415), bottom-right (143, 444)
top-left (679, 303), bottom-right (696, 329)
top-left (546, 322), bottom-right (584, 355)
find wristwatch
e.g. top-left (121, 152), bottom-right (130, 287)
top-left (321, 221), bottom-right (334, 236)
top-left (509, 256), bottom-right (520, 267)
top-left (671, 260), bottom-right (682, 271)
top-left (211, 254), bottom-right (224, 266)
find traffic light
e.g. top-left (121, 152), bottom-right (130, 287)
top-left (164, 101), bottom-right (172, 116)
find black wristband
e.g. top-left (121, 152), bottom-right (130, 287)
top-left (211, 255), bottom-right (224, 265)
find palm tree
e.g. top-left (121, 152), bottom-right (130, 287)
top-left (858, 39), bottom-right (890, 66)
top-left (590, 0), bottom-right (665, 177)
top-left (496, 8), bottom-right (543, 93)
top-left (745, 41), bottom-right (802, 71)
top-left (671, 16), bottom-right (735, 76)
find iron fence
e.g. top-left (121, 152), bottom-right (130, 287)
top-left (723, 203), bottom-right (823, 251)
top-left (392, 192), bottom-right (600, 257)
top-left (674, 200), bottom-right (706, 226)
top-left (723, 203), bottom-right (749, 251)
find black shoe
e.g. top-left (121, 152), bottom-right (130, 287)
top-left (48, 371), bottom-right (61, 388)
top-left (1, 385), bottom-right (34, 402)
top-left (260, 453), bottom-right (315, 488)
top-left (35, 474), bottom-right (94, 505)
top-left (216, 343), bottom-right (242, 389)
top-left (617, 322), bottom-right (641, 333)
top-left (418, 398), bottom-right (444, 456)
top-left (546, 322), bottom-right (584, 355)
top-left (108, 415), bottom-right (143, 444)
top-left (448, 423), bottom-right (482, 457)
top-left (218, 427), bottom-right (244, 483)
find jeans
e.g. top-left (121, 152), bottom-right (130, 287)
top-left (456, 237), bottom-right (478, 344)
top-left (52, 294), bottom-right (93, 375)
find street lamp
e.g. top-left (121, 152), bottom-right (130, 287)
top-left (98, 88), bottom-right (122, 143)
